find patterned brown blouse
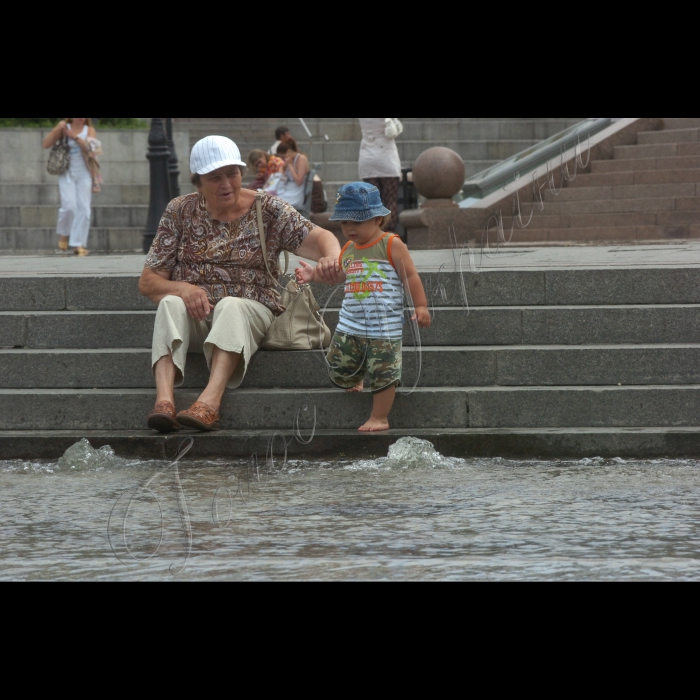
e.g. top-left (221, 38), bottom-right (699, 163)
top-left (145, 192), bottom-right (314, 316)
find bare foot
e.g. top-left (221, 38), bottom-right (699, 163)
top-left (358, 417), bottom-right (390, 433)
top-left (346, 381), bottom-right (364, 394)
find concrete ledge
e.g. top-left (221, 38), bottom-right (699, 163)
top-left (0, 388), bottom-right (469, 431)
top-left (5, 304), bottom-right (700, 349)
top-left (1, 427), bottom-right (699, 461)
top-left (5, 265), bottom-right (700, 312)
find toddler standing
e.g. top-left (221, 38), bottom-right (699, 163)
top-left (296, 182), bottom-right (431, 432)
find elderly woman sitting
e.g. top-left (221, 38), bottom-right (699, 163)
top-left (139, 136), bottom-right (341, 433)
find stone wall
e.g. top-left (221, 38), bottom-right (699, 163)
top-left (0, 128), bottom-right (190, 186)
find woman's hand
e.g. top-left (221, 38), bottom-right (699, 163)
top-left (316, 256), bottom-right (342, 284)
top-left (180, 283), bottom-right (214, 320)
top-left (296, 260), bottom-right (316, 285)
top-left (411, 306), bottom-right (432, 328)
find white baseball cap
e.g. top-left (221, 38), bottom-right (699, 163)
top-left (190, 135), bottom-right (246, 175)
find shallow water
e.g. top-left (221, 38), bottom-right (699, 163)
top-left (1, 441), bottom-right (699, 581)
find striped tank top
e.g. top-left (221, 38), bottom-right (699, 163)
top-left (337, 233), bottom-right (404, 340)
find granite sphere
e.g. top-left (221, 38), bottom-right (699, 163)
top-left (413, 147), bottom-right (466, 200)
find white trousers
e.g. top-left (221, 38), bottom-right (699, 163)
top-left (57, 171), bottom-right (93, 248)
top-left (152, 295), bottom-right (275, 389)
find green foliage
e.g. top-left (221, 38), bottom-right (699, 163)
top-left (0, 118), bottom-right (148, 129)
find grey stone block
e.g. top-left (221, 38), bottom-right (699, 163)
top-left (522, 306), bottom-right (700, 345)
top-left (417, 309), bottom-right (523, 346)
top-left (26, 312), bottom-right (154, 349)
top-left (314, 308), bottom-right (521, 346)
top-left (0, 315), bottom-right (26, 348)
top-left (66, 277), bottom-right (155, 311)
top-left (2, 427), bottom-right (699, 463)
top-left (0, 388), bottom-right (468, 431)
top-left (468, 386), bottom-right (700, 429)
top-left (437, 428), bottom-right (700, 460)
top-left (0, 278), bottom-right (65, 311)
top-left (0, 347), bottom-right (497, 390)
top-left (545, 268), bottom-right (700, 305)
top-left (421, 270), bottom-right (546, 307)
top-left (496, 346), bottom-right (700, 386)
top-left (0, 350), bottom-right (152, 389)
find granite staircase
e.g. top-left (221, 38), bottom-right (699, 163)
top-left (514, 118), bottom-right (700, 243)
top-left (1, 263), bottom-right (699, 460)
top-left (175, 118), bottom-right (582, 202)
top-left (0, 119), bottom-right (581, 253)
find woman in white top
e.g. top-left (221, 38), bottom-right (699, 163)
top-left (359, 118), bottom-right (402, 233)
top-left (277, 139), bottom-right (310, 212)
top-left (43, 118), bottom-right (97, 255)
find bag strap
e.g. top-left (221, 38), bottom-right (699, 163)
top-left (255, 192), bottom-right (292, 290)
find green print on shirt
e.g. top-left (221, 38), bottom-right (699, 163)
top-left (348, 258), bottom-right (388, 301)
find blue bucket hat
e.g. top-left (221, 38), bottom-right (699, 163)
top-left (329, 182), bottom-right (392, 222)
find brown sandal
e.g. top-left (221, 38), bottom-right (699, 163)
top-left (147, 401), bottom-right (181, 433)
top-left (177, 402), bottom-right (221, 432)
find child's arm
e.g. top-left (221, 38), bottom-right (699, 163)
top-left (390, 238), bottom-right (431, 328)
top-left (296, 260), bottom-right (347, 286)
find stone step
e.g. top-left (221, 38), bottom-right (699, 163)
top-left (469, 385), bottom-right (700, 429)
top-left (4, 426), bottom-right (698, 461)
top-left (638, 129), bottom-right (700, 145)
top-left (0, 183), bottom-right (152, 206)
top-left (545, 183), bottom-right (700, 203)
top-left (0, 228), bottom-right (142, 252)
top-left (177, 118), bottom-right (583, 148)
top-left (2, 267), bottom-right (700, 312)
top-left (0, 205), bottom-right (147, 229)
top-left (567, 169), bottom-right (700, 189)
top-left (508, 226), bottom-right (700, 244)
top-left (512, 210), bottom-right (700, 230)
top-left (1, 385), bottom-right (699, 431)
top-left (615, 142), bottom-right (700, 160)
top-left (592, 156), bottom-right (700, 173)
top-left (662, 118), bottom-right (700, 130)
top-left (532, 196), bottom-right (700, 216)
top-left (2, 345), bottom-right (699, 390)
top-left (4, 305), bottom-right (700, 349)
top-left (0, 387), bottom-right (466, 431)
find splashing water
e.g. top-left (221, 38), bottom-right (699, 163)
top-left (2, 437), bottom-right (700, 581)
top-left (57, 438), bottom-right (123, 472)
top-left (385, 437), bottom-right (464, 469)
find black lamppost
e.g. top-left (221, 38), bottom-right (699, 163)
top-left (143, 118), bottom-right (171, 254)
top-left (165, 118), bottom-right (181, 199)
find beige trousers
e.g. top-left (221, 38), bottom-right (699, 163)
top-left (152, 295), bottom-right (275, 389)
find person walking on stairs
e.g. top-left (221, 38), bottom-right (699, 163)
top-left (296, 182), bottom-right (431, 433)
top-left (140, 135), bottom-right (342, 434)
top-left (358, 118), bottom-right (403, 233)
top-left (43, 118), bottom-right (98, 256)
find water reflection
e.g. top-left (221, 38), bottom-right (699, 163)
top-left (1, 454), bottom-right (699, 581)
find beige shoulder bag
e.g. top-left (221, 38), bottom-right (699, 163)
top-left (255, 193), bottom-right (332, 351)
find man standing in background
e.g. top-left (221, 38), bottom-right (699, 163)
top-left (270, 126), bottom-right (293, 155)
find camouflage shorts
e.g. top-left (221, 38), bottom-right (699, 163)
top-left (326, 332), bottom-right (402, 394)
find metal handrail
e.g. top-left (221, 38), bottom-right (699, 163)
top-left (460, 118), bottom-right (614, 201)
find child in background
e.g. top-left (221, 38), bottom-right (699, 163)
top-left (296, 182), bottom-right (431, 432)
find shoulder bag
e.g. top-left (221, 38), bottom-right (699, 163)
top-left (385, 118), bottom-right (404, 139)
top-left (255, 193), bottom-right (332, 351)
top-left (47, 136), bottom-right (71, 176)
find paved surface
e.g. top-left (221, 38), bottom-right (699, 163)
top-left (3, 241), bottom-right (700, 277)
